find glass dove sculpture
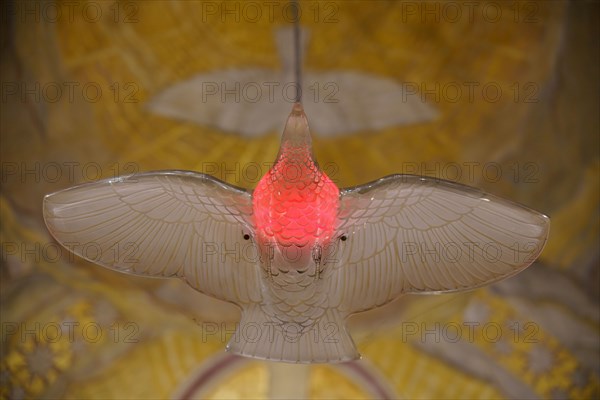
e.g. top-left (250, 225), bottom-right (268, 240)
top-left (43, 103), bottom-right (550, 363)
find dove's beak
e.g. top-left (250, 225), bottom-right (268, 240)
top-left (278, 103), bottom-right (313, 153)
top-left (291, 102), bottom-right (304, 115)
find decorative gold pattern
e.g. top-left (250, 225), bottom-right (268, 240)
top-left (1, 0), bottom-right (598, 398)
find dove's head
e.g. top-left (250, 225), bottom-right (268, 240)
top-left (253, 103), bottom-right (340, 273)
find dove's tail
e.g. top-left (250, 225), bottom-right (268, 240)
top-left (226, 305), bottom-right (359, 363)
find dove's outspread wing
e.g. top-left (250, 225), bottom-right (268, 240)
top-left (43, 171), bottom-right (261, 305)
top-left (335, 175), bottom-right (550, 314)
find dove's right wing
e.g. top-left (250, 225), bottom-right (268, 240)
top-left (43, 171), bottom-right (262, 306)
top-left (333, 175), bottom-right (550, 314)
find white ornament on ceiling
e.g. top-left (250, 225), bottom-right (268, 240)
top-left (147, 27), bottom-right (438, 137)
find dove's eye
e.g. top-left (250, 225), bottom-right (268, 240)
top-left (340, 234), bottom-right (347, 241)
top-left (243, 233), bottom-right (250, 240)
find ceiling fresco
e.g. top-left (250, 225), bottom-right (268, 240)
top-left (1, 1), bottom-right (598, 399)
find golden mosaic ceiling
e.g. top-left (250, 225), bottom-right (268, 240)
top-left (1, 0), bottom-right (598, 399)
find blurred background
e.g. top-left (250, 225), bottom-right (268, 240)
top-left (1, 0), bottom-right (598, 399)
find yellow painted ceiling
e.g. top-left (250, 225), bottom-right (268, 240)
top-left (1, 1), bottom-right (598, 399)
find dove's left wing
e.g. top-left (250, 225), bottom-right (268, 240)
top-left (333, 175), bottom-right (550, 314)
top-left (43, 171), bottom-right (262, 305)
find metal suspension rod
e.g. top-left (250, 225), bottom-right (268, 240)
top-left (291, 0), bottom-right (302, 103)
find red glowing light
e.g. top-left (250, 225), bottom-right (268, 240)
top-left (253, 105), bottom-right (339, 247)
top-left (253, 150), bottom-right (339, 246)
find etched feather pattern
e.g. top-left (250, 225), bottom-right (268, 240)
top-left (43, 171), bottom-right (262, 304)
top-left (335, 175), bottom-right (550, 314)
